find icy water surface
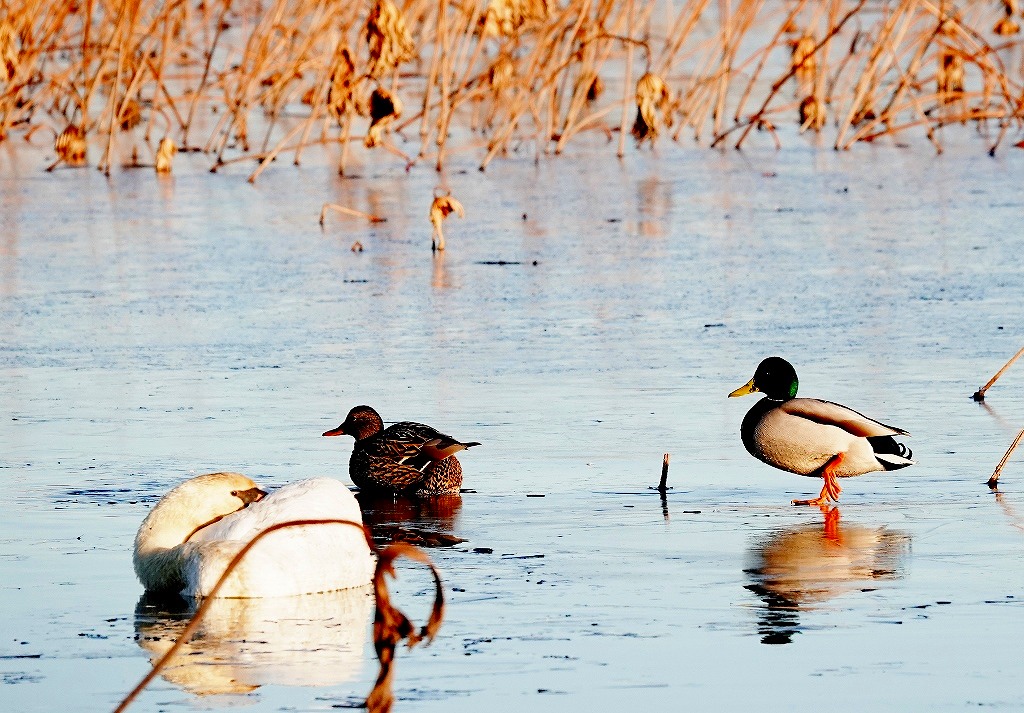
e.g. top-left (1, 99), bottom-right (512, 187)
top-left (3, 136), bottom-right (1024, 711)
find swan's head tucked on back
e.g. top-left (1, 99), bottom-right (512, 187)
top-left (134, 472), bottom-right (266, 592)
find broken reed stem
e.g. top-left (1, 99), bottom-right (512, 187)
top-left (658, 453), bottom-right (670, 491)
top-left (973, 345), bottom-right (1024, 402)
top-left (988, 428), bottom-right (1024, 488)
top-left (113, 518), bottom-right (443, 713)
top-left (320, 202), bottom-right (387, 225)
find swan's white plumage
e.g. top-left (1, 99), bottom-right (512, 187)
top-left (135, 474), bottom-right (375, 598)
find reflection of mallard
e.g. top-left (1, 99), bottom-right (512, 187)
top-left (358, 491), bottom-right (465, 547)
top-left (745, 508), bottom-right (910, 644)
top-left (730, 357), bottom-right (914, 505)
top-left (134, 586), bottom-right (373, 696)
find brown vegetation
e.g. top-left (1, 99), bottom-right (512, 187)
top-left (3, 0), bottom-right (1024, 179)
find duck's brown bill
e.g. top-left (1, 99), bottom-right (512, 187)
top-left (323, 425), bottom-right (346, 437)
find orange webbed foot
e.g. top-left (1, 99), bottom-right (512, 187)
top-left (792, 453), bottom-right (844, 506)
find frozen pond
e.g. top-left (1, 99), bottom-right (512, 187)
top-left (3, 134), bottom-right (1024, 711)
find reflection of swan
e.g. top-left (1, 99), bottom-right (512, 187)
top-left (745, 508), bottom-right (910, 644)
top-left (134, 473), bottom-right (375, 597)
top-left (135, 586), bottom-right (373, 696)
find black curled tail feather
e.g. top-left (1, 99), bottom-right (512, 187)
top-left (868, 436), bottom-right (914, 470)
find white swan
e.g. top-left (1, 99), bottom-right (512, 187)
top-left (133, 473), bottom-right (375, 598)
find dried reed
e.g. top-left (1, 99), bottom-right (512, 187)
top-left (988, 428), bottom-right (1024, 488)
top-left (4, 0), bottom-right (1024, 178)
top-left (973, 345), bottom-right (1024, 401)
top-left (320, 202), bottom-right (387, 225)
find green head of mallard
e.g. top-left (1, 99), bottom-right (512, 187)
top-left (729, 357), bottom-right (799, 401)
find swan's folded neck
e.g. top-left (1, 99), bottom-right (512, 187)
top-left (133, 486), bottom-right (239, 593)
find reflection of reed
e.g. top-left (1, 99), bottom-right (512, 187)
top-left (744, 508), bottom-right (910, 645)
top-left (134, 586), bottom-right (372, 696)
top-left (992, 490), bottom-right (1024, 535)
top-left (431, 251), bottom-right (453, 289)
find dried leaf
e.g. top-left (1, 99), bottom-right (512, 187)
top-left (994, 16), bottom-right (1020, 35)
top-left (328, 45), bottom-right (357, 122)
top-left (0, 20), bottom-right (19, 82)
top-left (482, 0), bottom-right (551, 37)
top-left (365, 0), bottom-right (415, 79)
top-left (119, 99), bottom-right (143, 130)
top-left (791, 34), bottom-right (817, 85)
top-left (55, 125), bottom-right (87, 166)
top-left (155, 137), bottom-right (176, 174)
top-left (488, 53), bottom-right (515, 93)
top-left (799, 95), bottom-right (826, 131)
top-left (429, 194), bottom-right (465, 252)
top-left (365, 87), bottom-right (402, 148)
top-left (937, 51), bottom-right (964, 94)
top-left (632, 73), bottom-right (671, 144)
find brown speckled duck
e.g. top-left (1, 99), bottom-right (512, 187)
top-left (323, 405), bottom-right (480, 496)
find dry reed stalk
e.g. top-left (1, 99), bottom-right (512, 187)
top-left (834, 3), bottom-right (925, 148)
top-left (536, 0), bottom-right (595, 158)
top-left (839, 25), bottom-right (949, 147)
top-left (183, 0), bottom-right (233, 148)
top-left (655, 0), bottom-right (712, 78)
top-left (617, 0), bottom-right (636, 158)
top-left (973, 345), bottom-right (1024, 401)
top-left (418, 0), bottom-right (444, 157)
top-left (988, 428), bottom-right (1024, 488)
top-left (112, 518), bottom-right (444, 713)
top-left (433, 0), bottom-right (453, 170)
top-left (732, 0), bottom-right (810, 123)
top-left (320, 202), bottom-right (387, 224)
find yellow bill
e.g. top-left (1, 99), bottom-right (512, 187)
top-left (729, 378), bottom-right (759, 398)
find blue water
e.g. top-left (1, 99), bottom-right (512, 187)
top-left (2, 132), bottom-right (1024, 711)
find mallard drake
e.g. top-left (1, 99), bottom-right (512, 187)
top-left (133, 473), bottom-right (375, 597)
top-left (729, 357), bottom-right (914, 506)
top-left (323, 405), bottom-right (480, 496)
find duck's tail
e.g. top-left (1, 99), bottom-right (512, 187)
top-left (869, 436), bottom-right (915, 470)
